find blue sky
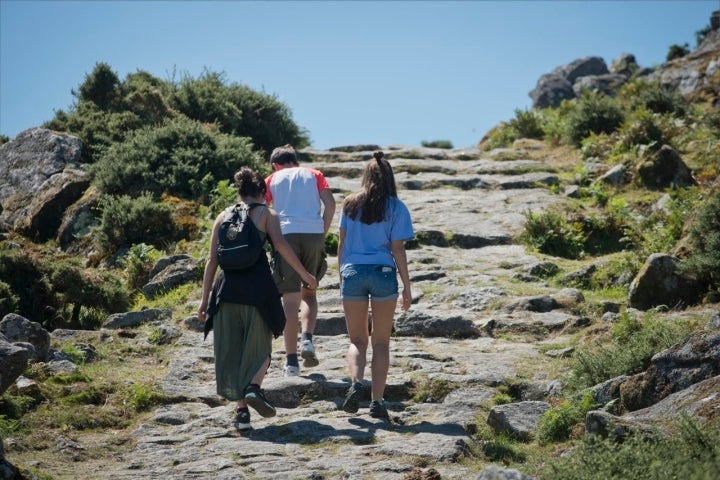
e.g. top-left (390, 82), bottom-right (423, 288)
top-left (1, 1), bottom-right (718, 150)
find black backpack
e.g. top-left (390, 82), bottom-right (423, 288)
top-left (217, 202), bottom-right (265, 271)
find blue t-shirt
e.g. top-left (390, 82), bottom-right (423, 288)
top-left (339, 196), bottom-right (414, 269)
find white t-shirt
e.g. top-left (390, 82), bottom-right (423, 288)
top-left (265, 166), bottom-right (330, 235)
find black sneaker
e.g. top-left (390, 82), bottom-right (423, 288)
top-left (369, 399), bottom-right (390, 420)
top-left (342, 381), bottom-right (364, 413)
top-left (235, 407), bottom-right (251, 431)
top-left (244, 384), bottom-right (276, 418)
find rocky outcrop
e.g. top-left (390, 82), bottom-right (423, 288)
top-left (620, 331), bottom-right (720, 411)
top-left (0, 313), bottom-right (51, 362)
top-left (0, 128), bottom-right (89, 241)
top-left (530, 11), bottom-right (720, 109)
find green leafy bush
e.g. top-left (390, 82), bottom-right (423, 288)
top-left (480, 108), bottom-right (546, 150)
top-left (171, 69), bottom-right (309, 155)
top-left (568, 312), bottom-right (689, 390)
top-left (120, 243), bottom-right (161, 291)
top-left (519, 210), bottom-right (586, 259)
top-left (666, 43), bottom-right (690, 61)
top-left (0, 280), bottom-right (19, 318)
top-left (92, 117), bottom-right (263, 199)
top-left (538, 392), bottom-right (596, 443)
top-left (209, 179), bottom-right (239, 216)
top-left (681, 190), bottom-right (720, 289)
top-left (546, 416), bottom-right (720, 480)
top-left (508, 108), bottom-right (545, 140)
top-left (0, 250), bottom-right (130, 330)
top-left (565, 92), bottom-right (625, 146)
top-left (95, 193), bottom-right (177, 254)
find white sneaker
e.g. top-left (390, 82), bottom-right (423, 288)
top-left (283, 365), bottom-right (300, 377)
top-left (300, 339), bottom-right (319, 368)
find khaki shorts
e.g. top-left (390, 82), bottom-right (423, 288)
top-left (271, 233), bottom-right (327, 294)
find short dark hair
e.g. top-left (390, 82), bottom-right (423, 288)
top-left (270, 144), bottom-right (298, 165)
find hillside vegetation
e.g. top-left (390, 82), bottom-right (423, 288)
top-left (1, 19), bottom-right (720, 479)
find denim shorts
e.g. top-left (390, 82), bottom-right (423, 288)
top-left (340, 264), bottom-right (398, 302)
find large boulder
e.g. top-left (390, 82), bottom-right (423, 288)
top-left (0, 128), bottom-right (89, 241)
top-left (637, 145), bottom-right (697, 190)
top-left (529, 73), bottom-right (575, 109)
top-left (142, 255), bottom-right (202, 299)
top-left (0, 313), bottom-right (51, 362)
top-left (530, 56), bottom-right (611, 108)
top-left (628, 254), bottom-right (705, 310)
top-left (0, 337), bottom-right (31, 395)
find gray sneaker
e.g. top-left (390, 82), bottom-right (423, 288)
top-left (300, 339), bottom-right (319, 368)
top-left (342, 382), bottom-right (364, 413)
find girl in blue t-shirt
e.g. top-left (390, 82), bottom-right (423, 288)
top-left (337, 150), bottom-right (414, 420)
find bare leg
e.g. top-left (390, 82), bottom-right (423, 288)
top-left (343, 299), bottom-right (369, 383)
top-left (282, 291), bottom-right (302, 356)
top-left (368, 299), bottom-right (396, 401)
top-left (300, 287), bottom-right (318, 335)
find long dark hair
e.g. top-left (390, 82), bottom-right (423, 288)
top-left (234, 167), bottom-right (266, 198)
top-left (342, 151), bottom-right (397, 224)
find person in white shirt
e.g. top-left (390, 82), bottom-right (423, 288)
top-left (265, 144), bottom-right (336, 376)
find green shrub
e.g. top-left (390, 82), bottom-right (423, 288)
top-left (120, 243), bottom-right (161, 291)
top-left (421, 140), bottom-right (454, 149)
top-left (171, 69), bottom-right (309, 155)
top-left (545, 416), bottom-right (720, 480)
top-left (666, 43), bottom-right (690, 61)
top-left (508, 108), bottom-right (545, 140)
top-left (92, 117), bottom-right (263, 199)
top-left (519, 210), bottom-right (586, 259)
top-left (0, 280), bottom-right (19, 318)
top-left (95, 193), bottom-right (177, 254)
top-left (681, 190), bottom-right (720, 288)
top-left (324, 232), bottom-right (339, 256)
top-left (0, 251), bottom-right (125, 330)
top-left (639, 187), bottom-right (701, 257)
top-left (568, 312), bottom-right (689, 390)
top-left (565, 92), bottom-right (625, 146)
top-left (125, 383), bottom-right (167, 412)
top-left (482, 433), bottom-right (527, 463)
top-left (538, 392), bottom-right (596, 443)
top-left (481, 109), bottom-right (546, 149)
top-left (0, 134), bottom-right (9, 145)
top-left (615, 109), bottom-right (666, 153)
top-left (209, 179), bottom-right (239, 216)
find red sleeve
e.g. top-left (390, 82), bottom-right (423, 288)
top-left (309, 168), bottom-right (330, 192)
top-left (264, 175), bottom-right (273, 204)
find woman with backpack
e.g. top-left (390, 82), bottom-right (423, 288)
top-left (198, 167), bottom-right (317, 432)
top-left (338, 151), bottom-right (414, 421)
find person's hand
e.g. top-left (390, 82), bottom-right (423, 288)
top-left (303, 273), bottom-right (318, 290)
top-left (197, 302), bottom-right (208, 322)
top-left (400, 286), bottom-right (412, 311)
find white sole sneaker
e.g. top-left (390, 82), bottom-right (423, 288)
top-left (283, 365), bottom-right (300, 377)
top-left (300, 340), bottom-right (319, 368)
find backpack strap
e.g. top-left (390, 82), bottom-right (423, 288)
top-left (241, 202), bottom-right (273, 249)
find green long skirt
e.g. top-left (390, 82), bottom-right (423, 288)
top-left (213, 303), bottom-right (272, 401)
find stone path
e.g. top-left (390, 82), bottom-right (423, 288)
top-left (105, 144), bottom-right (575, 479)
